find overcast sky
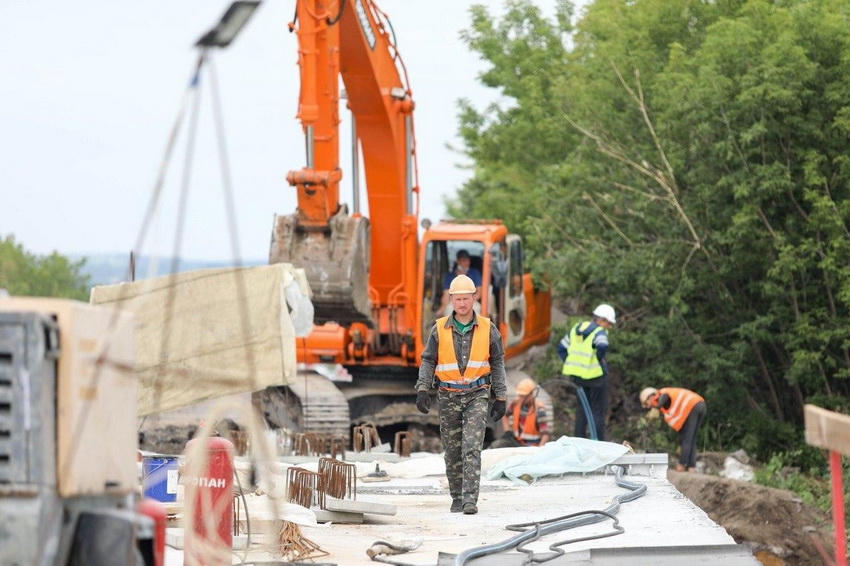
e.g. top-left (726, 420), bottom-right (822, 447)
top-left (0, 0), bottom-right (575, 263)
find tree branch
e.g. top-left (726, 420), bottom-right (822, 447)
top-left (582, 192), bottom-right (634, 245)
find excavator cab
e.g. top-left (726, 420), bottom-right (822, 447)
top-left (421, 239), bottom-right (487, 324)
top-left (418, 222), bottom-right (548, 357)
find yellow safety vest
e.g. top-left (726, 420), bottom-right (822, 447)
top-left (561, 321), bottom-right (604, 380)
top-left (435, 315), bottom-right (491, 391)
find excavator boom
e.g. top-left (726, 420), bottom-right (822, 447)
top-left (262, 0), bottom-right (551, 447)
top-left (270, 0), bottom-right (418, 330)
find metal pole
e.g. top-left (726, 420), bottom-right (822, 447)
top-left (351, 117), bottom-right (360, 214)
top-left (305, 125), bottom-right (315, 169)
top-left (405, 115), bottom-right (413, 215)
top-left (831, 450), bottom-right (847, 566)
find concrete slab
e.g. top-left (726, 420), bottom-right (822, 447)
top-left (163, 454), bottom-right (759, 566)
top-left (437, 544), bottom-right (760, 565)
top-left (324, 496), bottom-right (397, 516)
top-left (313, 508), bottom-right (364, 524)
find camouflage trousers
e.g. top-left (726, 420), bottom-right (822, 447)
top-left (438, 387), bottom-right (490, 505)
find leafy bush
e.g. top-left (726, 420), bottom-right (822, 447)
top-left (754, 449), bottom-right (845, 514)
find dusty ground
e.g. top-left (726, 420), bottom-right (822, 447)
top-left (668, 470), bottom-right (835, 566)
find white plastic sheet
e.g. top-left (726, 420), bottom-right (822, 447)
top-left (485, 436), bottom-right (630, 483)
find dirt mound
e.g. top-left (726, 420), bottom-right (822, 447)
top-left (668, 471), bottom-right (834, 566)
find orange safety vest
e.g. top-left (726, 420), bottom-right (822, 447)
top-left (511, 399), bottom-right (543, 445)
top-left (656, 387), bottom-right (705, 432)
top-left (434, 315), bottom-right (492, 391)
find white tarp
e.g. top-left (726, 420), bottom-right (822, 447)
top-left (485, 436), bottom-right (630, 483)
top-left (90, 264), bottom-right (312, 415)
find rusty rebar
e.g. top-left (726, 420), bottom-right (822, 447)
top-left (317, 457), bottom-right (357, 508)
top-left (352, 422), bottom-right (381, 453)
top-left (285, 467), bottom-right (321, 508)
top-left (330, 435), bottom-right (346, 459)
top-left (394, 431), bottom-right (411, 457)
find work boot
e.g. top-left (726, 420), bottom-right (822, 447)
top-left (450, 499), bottom-right (463, 513)
top-left (462, 502), bottom-right (478, 515)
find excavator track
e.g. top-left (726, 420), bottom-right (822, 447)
top-left (254, 370), bottom-right (351, 440)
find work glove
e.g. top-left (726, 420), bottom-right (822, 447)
top-left (416, 390), bottom-right (431, 414)
top-left (490, 399), bottom-right (506, 421)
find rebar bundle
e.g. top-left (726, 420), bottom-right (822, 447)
top-left (285, 467), bottom-right (321, 508)
top-left (317, 458), bottom-right (357, 508)
top-left (293, 432), bottom-right (329, 456)
top-left (329, 435), bottom-right (346, 459)
top-left (352, 422), bottom-right (381, 452)
top-left (394, 431), bottom-right (411, 457)
top-left (277, 520), bottom-right (328, 562)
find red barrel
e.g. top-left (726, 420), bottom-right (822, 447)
top-left (137, 498), bottom-right (166, 566)
top-left (183, 436), bottom-right (234, 566)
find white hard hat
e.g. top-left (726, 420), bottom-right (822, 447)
top-left (449, 274), bottom-right (476, 295)
top-left (592, 303), bottom-right (616, 324)
top-left (640, 387), bottom-right (658, 406)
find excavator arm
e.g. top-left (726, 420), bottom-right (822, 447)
top-left (258, 0), bottom-right (551, 445)
top-left (271, 0), bottom-right (419, 345)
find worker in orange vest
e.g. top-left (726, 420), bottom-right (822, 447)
top-left (640, 387), bottom-right (707, 472)
top-left (490, 378), bottom-right (551, 448)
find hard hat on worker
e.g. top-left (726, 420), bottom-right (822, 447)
top-left (640, 387), bottom-right (658, 407)
top-left (448, 274), bottom-right (476, 295)
top-left (592, 303), bottom-right (617, 324)
top-left (515, 377), bottom-right (537, 397)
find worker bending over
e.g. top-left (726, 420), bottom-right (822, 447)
top-left (416, 274), bottom-right (507, 515)
top-left (490, 377), bottom-right (551, 448)
top-left (640, 387), bottom-right (707, 472)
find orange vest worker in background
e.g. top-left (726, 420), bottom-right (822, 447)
top-left (640, 386), bottom-right (707, 472)
top-left (490, 377), bottom-right (551, 448)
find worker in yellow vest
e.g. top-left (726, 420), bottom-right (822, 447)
top-left (415, 274), bottom-right (507, 515)
top-left (557, 304), bottom-right (616, 441)
top-left (640, 387), bottom-right (707, 472)
top-left (490, 377), bottom-right (551, 448)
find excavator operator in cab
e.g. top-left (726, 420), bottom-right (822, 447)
top-left (435, 249), bottom-right (482, 315)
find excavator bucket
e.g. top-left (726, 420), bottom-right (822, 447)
top-left (270, 207), bottom-right (372, 326)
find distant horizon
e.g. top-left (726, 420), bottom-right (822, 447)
top-left (68, 251), bottom-right (267, 264)
top-left (74, 252), bottom-right (267, 286)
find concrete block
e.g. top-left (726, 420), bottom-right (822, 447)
top-left (324, 497), bottom-right (396, 516)
top-left (313, 509), bottom-right (364, 524)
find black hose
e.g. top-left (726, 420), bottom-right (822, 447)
top-left (326, 0), bottom-right (346, 25)
top-left (453, 465), bottom-right (647, 565)
top-left (513, 509), bottom-right (623, 563)
top-left (575, 386), bottom-right (598, 440)
top-left (289, 2), bottom-right (297, 32)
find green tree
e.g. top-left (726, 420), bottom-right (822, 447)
top-left (455, 0), bottom-right (850, 459)
top-left (0, 235), bottom-right (91, 300)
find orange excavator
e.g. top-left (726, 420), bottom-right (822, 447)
top-left (255, 0), bottom-right (551, 444)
